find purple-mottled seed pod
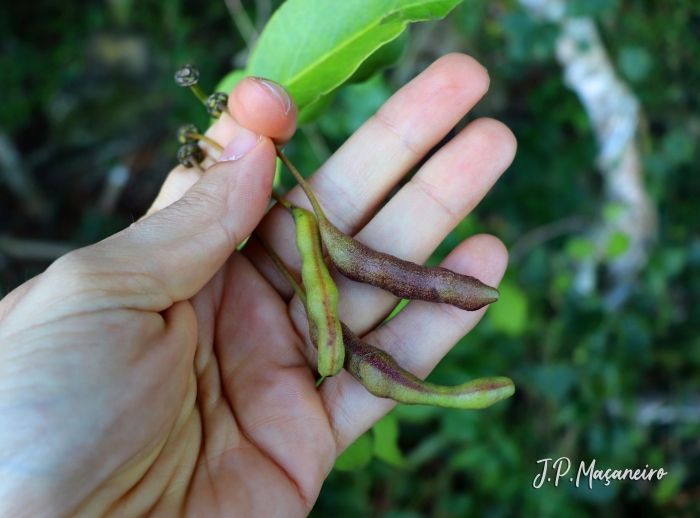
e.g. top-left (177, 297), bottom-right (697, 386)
top-left (276, 150), bottom-right (500, 312)
top-left (322, 223), bottom-right (499, 311)
top-left (342, 323), bottom-right (514, 409)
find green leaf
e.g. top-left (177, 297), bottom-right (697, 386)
top-left (381, 298), bottom-right (409, 325)
top-left (246, 0), bottom-right (463, 111)
top-left (334, 431), bottom-right (373, 471)
top-left (345, 29), bottom-right (409, 85)
top-left (319, 73), bottom-right (394, 136)
top-left (372, 413), bottom-right (405, 467)
top-left (298, 89), bottom-right (338, 126)
top-left (220, 29), bottom-right (407, 126)
top-left (606, 231), bottom-right (630, 258)
top-left (487, 278), bottom-right (528, 336)
top-left (565, 236), bottom-right (595, 259)
top-left (602, 202), bottom-right (627, 223)
top-left (653, 471), bottom-right (681, 504)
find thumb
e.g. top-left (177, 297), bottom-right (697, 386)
top-left (53, 133), bottom-right (276, 312)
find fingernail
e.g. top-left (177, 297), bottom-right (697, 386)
top-left (219, 127), bottom-right (262, 161)
top-left (251, 77), bottom-right (291, 115)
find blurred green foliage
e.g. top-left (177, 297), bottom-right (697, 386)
top-left (2, 0), bottom-right (700, 516)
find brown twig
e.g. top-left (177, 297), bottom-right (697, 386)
top-left (188, 133), bottom-right (224, 153)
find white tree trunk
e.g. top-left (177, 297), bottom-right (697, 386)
top-left (519, 0), bottom-right (657, 307)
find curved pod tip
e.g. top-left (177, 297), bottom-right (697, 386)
top-left (464, 284), bottom-right (500, 310)
top-left (488, 286), bottom-right (500, 302)
top-left (451, 376), bottom-right (515, 409)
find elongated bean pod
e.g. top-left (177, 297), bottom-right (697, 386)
top-left (255, 234), bottom-right (514, 409)
top-left (270, 193), bottom-right (344, 376)
top-left (276, 151), bottom-right (499, 311)
top-left (321, 227), bottom-right (499, 311)
top-left (341, 323), bottom-right (514, 409)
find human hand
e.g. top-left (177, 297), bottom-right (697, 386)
top-left (0, 54), bottom-right (516, 517)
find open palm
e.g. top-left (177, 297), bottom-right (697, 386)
top-left (0, 54), bottom-right (515, 517)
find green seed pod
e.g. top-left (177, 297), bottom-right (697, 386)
top-left (174, 64), bottom-right (200, 87)
top-left (177, 123), bottom-right (200, 144)
top-left (206, 92), bottom-right (229, 119)
top-left (342, 323), bottom-right (514, 409)
top-left (287, 202), bottom-right (344, 377)
top-left (177, 143), bottom-right (204, 168)
top-left (276, 151), bottom-right (500, 311)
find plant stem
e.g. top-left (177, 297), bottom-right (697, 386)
top-left (191, 83), bottom-right (234, 123)
top-left (190, 84), bottom-right (208, 104)
top-left (276, 149), bottom-right (328, 222)
top-left (253, 230), bottom-right (306, 304)
top-left (188, 157), bottom-right (205, 174)
top-left (187, 133), bottom-right (224, 153)
top-left (270, 189), bottom-right (293, 211)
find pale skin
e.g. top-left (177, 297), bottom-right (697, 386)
top-left (0, 54), bottom-right (516, 517)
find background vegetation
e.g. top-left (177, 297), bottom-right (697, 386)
top-left (2, 0), bottom-right (699, 516)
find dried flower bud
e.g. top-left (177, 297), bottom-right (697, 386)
top-left (174, 64), bottom-right (200, 87)
top-left (206, 92), bottom-right (229, 118)
top-left (177, 124), bottom-right (200, 145)
top-left (177, 143), bottom-right (204, 168)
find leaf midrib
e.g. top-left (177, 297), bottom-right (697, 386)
top-left (260, 0), bottom-right (447, 93)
